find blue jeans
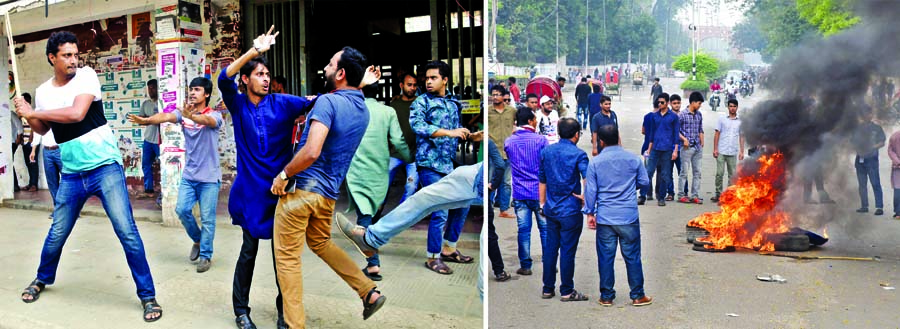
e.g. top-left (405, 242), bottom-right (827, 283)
top-left (141, 141), bottom-right (160, 192)
top-left (37, 163), bottom-right (156, 300)
top-left (855, 155), bottom-right (884, 209)
top-left (491, 162), bottom-right (512, 212)
top-left (596, 221), bottom-right (645, 301)
top-left (668, 151), bottom-right (684, 197)
top-left (514, 199), bottom-right (547, 270)
top-left (355, 206), bottom-right (381, 268)
top-left (388, 157), bottom-right (418, 203)
top-left (366, 164), bottom-right (480, 250)
top-left (175, 178), bottom-right (220, 260)
top-left (576, 105), bottom-right (590, 129)
top-left (42, 147), bottom-right (62, 205)
top-left (642, 150), bottom-right (673, 199)
top-left (419, 167), bottom-right (469, 258)
top-left (542, 213), bottom-right (583, 295)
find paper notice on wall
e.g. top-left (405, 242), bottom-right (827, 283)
top-left (156, 16), bottom-right (177, 40)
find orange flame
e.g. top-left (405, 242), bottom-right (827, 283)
top-left (688, 153), bottom-right (792, 251)
top-left (822, 227), bottom-right (829, 239)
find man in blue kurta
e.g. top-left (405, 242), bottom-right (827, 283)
top-left (217, 27), bottom-right (312, 329)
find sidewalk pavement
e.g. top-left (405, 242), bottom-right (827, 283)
top-left (0, 207), bottom-right (482, 329)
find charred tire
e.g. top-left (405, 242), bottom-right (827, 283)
top-left (768, 232), bottom-right (810, 252)
top-left (686, 225), bottom-right (710, 244)
top-left (789, 227), bottom-right (829, 246)
top-left (692, 244), bottom-right (736, 252)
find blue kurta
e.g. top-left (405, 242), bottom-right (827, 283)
top-left (218, 67), bottom-right (311, 239)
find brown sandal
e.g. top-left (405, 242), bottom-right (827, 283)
top-left (440, 250), bottom-right (474, 263)
top-left (424, 259), bottom-right (453, 275)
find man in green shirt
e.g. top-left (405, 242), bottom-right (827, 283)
top-left (388, 72), bottom-right (419, 203)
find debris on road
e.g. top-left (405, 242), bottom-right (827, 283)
top-left (756, 274), bottom-right (787, 283)
top-left (726, 313), bottom-right (740, 317)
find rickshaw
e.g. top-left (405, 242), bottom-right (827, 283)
top-left (632, 71), bottom-right (644, 91)
top-left (526, 76), bottom-right (565, 116)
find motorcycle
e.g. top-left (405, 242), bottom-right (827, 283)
top-left (709, 90), bottom-right (721, 111)
top-left (739, 81), bottom-right (751, 97)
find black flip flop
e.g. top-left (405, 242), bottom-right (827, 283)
top-left (362, 267), bottom-right (383, 281)
top-left (362, 288), bottom-right (386, 320)
top-left (21, 279), bottom-right (44, 304)
top-left (142, 298), bottom-right (163, 322)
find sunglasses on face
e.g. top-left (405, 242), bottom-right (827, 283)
top-left (504, 99), bottom-right (511, 103)
top-left (658, 101), bottom-right (667, 105)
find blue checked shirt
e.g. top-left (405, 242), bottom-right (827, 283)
top-left (410, 92), bottom-right (462, 175)
top-left (679, 109), bottom-right (704, 147)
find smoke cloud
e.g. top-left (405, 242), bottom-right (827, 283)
top-left (740, 1), bottom-right (900, 233)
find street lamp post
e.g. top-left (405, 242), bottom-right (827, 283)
top-left (690, 0), bottom-right (697, 81)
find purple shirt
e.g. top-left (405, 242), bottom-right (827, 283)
top-left (504, 128), bottom-right (548, 201)
top-left (679, 109), bottom-right (704, 147)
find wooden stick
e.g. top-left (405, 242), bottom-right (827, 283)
top-left (5, 12), bottom-right (20, 99)
top-left (760, 252), bottom-right (879, 261)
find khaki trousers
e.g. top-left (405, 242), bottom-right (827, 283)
top-left (274, 189), bottom-right (376, 328)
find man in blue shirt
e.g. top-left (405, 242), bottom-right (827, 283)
top-left (587, 85), bottom-right (603, 130)
top-left (590, 95), bottom-right (619, 156)
top-left (410, 60), bottom-right (475, 275)
top-left (505, 108), bottom-right (549, 276)
top-left (642, 93), bottom-right (680, 206)
top-left (268, 47), bottom-right (385, 328)
top-left (218, 27), bottom-right (313, 329)
top-left (539, 118), bottom-right (589, 301)
top-left (583, 124), bottom-right (653, 307)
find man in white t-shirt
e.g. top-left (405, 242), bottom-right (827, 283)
top-left (536, 95), bottom-right (560, 143)
top-left (13, 31), bottom-right (161, 322)
top-left (711, 99), bottom-right (744, 202)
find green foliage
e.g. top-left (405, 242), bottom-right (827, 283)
top-left (796, 0), bottom-right (860, 36)
top-left (680, 78), bottom-right (710, 92)
top-left (731, 19), bottom-right (767, 53)
top-left (495, 0), bottom-right (661, 65)
top-left (672, 52), bottom-right (719, 78)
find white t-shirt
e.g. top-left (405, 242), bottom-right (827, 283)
top-left (536, 109), bottom-right (560, 143)
top-left (716, 114), bottom-right (742, 156)
top-left (35, 67), bottom-right (120, 173)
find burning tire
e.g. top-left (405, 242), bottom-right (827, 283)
top-left (685, 225), bottom-right (709, 244)
top-left (691, 238), bottom-right (736, 252)
top-left (767, 232), bottom-right (811, 252)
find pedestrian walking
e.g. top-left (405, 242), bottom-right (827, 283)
top-left (540, 118), bottom-right (589, 301)
top-left (584, 124), bottom-right (653, 307)
top-left (887, 129), bottom-right (900, 219)
top-left (590, 95), bottom-right (618, 156)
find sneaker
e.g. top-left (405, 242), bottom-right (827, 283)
top-left (638, 196), bottom-right (646, 205)
top-left (678, 196), bottom-right (690, 203)
top-left (516, 268), bottom-right (533, 275)
top-left (189, 242), bottom-right (200, 262)
top-left (599, 299), bottom-right (614, 307)
top-left (335, 213), bottom-right (377, 257)
top-left (856, 207), bottom-right (869, 213)
top-left (632, 296), bottom-right (653, 306)
top-left (710, 195), bottom-right (720, 202)
top-left (196, 258), bottom-right (211, 273)
top-left (657, 199), bottom-right (666, 207)
top-left (874, 208), bottom-right (884, 216)
top-left (692, 197), bottom-right (703, 205)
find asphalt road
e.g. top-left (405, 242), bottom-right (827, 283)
top-left (487, 77), bottom-right (900, 328)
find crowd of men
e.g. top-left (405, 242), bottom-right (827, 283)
top-left (13, 26), bottom-right (482, 329)
top-left (487, 72), bottom-right (900, 309)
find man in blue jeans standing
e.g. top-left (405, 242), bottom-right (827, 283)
top-left (411, 60), bottom-right (474, 275)
top-left (15, 31), bottom-right (161, 322)
top-left (129, 77), bottom-right (222, 273)
top-left (505, 108), bottom-right (549, 276)
top-left (137, 79), bottom-right (159, 196)
top-left (852, 109), bottom-right (886, 215)
top-left (584, 124), bottom-right (653, 307)
top-left (540, 118), bottom-right (589, 301)
top-left (642, 93), bottom-right (680, 206)
top-left (574, 77), bottom-right (592, 130)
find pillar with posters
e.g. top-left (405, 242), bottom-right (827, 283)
top-left (155, 0), bottom-right (206, 226)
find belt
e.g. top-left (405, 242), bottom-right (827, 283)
top-left (44, 145), bottom-right (59, 150)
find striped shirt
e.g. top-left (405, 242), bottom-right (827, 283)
top-left (504, 127), bottom-right (548, 201)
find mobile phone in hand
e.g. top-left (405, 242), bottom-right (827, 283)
top-left (283, 178), bottom-right (296, 194)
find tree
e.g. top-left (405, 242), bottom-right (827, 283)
top-left (672, 52), bottom-right (720, 79)
top-left (731, 18), bottom-right (767, 53)
top-left (796, 0), bottom-right (859, 36)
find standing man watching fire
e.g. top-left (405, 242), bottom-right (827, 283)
top-left (851, 109), bottom-right (886, 215)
